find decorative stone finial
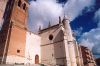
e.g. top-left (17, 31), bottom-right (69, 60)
top-left (62, 16), bottom-right (67, 24)
top-left (39, 25), bottom-right (41, 31)
top-left (48, 21), bottom-right (51, 27)
top-left (59, 16), bottom-right (62, 24)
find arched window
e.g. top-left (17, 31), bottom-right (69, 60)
top-left (35, 55), bottom-right (39, 64)
top-left (18, 0), bottom-right (21, 7)
top-left (23, 3), bottom-right (26, 10)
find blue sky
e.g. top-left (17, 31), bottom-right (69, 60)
top-left (70, 0), bottom-right (100, 58)
top-left (71, 0), bottom-right (99, 37)
top-left (28, 0), bottom-right (100, 58)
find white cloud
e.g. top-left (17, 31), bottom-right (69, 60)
top-left (28, 0), bottom-right (95, 32)
top-left (73, 27), bottom-right (83, 37)
top-left (28, 0), bottom-right (63, 32)
top-left (94, 9), bottom-right (100, 27)
top-left (79, 9), bottom-right (100, 58)
top-left (79, 28), bottom-right (100, 50)
top-left (64, 0), bottom-right (95, 21)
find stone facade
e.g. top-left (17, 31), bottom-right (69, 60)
top-left (39, 24), bottom-right (66, 66)
top-left (25, 31), bottom-right (41, 64)
top-left (80, 46), bottom-right (96, 66)
top-left (39, 17), bottom-right (82, 66)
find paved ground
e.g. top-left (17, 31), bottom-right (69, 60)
top-left (0, 64), bottom-right (41, 66)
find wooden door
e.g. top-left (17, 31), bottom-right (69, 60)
top-left (35, 55), bottom-right (39, 64)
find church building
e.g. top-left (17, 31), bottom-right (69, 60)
top-left (38, 17), bottom-right (81, 66)
top-left (0, 0), bottom-right (96, 66)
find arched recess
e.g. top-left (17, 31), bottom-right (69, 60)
top-left (35, 54), bottom-right (39, 64)
top-left (18, 0), bottom-right (22, 7)
top-left (23, 3), bottom-right (26, 10)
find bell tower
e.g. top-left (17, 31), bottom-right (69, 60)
top-left (0, 0), bottom-right (28, 64)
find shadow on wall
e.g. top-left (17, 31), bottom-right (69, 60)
top-left (53, 30), bottom-right (66, 66)
top-left (0, 0), bottom-right (15, 64)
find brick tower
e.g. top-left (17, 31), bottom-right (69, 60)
top-left (0, 0), bottom-right (28, 64)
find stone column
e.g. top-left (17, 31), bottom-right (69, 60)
top-left (62, 17), bottom-right (77, 66)
top-left (63, 35), bottom-right (71, 66)
top-left (68, 41), bottom-right (77, 66)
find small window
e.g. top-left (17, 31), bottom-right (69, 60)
top-left (23, 3), bottom-right (26, 10)
top-left (18, 0), bottom-right (21, 7)
top-left (17, 50), bottom-right (20, 53)
top-left (49, 34), bottom-right (53, 40)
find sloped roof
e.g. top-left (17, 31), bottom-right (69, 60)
top-left (39, 24), bottom-right (60, 34)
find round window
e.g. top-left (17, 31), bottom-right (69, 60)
top-left (49, 34), bottom-right (53, 40)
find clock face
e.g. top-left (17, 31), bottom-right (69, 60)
top-left (49, 34), bottom-right (53, 40)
